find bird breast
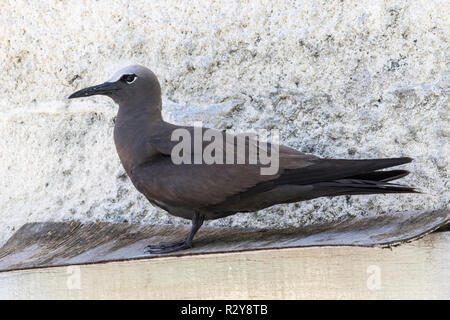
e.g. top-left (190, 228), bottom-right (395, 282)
top-left (113, 123), bottom-right (158, 175)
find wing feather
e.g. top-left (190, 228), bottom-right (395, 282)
top-left (130, 123), bottom-right (314, 208)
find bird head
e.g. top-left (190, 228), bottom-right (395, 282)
top-left (68, 65), bottom-right (162, 107)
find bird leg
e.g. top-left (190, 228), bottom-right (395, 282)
top-left (144, 212), bottom-right (204, 254)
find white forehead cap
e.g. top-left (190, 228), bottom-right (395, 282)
top-left (108, 65), bottom-right (148, 82)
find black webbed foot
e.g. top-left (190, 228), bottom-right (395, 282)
top-left (144, 241), bottom-right (192, 254)
top-left (145, 240), bottom-right (185, 250)
top-left (144, 212), bottom-right (204, 255)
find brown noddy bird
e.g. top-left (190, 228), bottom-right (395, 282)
top-left (69, 65), bottom-right (417, 254)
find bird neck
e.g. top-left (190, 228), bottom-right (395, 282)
top-left (116, 102), bottom-right (163, 125)
top-left (114, 104), bottom-right (164, 174)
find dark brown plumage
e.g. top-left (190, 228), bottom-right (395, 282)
top-left (69, 65), bottom-right (417, 254)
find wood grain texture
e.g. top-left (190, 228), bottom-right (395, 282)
top-left (0, 232), bottom-right (449, 299)
top-left (0, 209), bottom-right (449, 272)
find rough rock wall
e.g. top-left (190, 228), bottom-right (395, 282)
top-left (0, 0), bottom-right (448, 245)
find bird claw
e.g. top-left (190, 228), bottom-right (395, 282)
top-left (145, 240), bottom-right (185, 249)
top-left (144, 241), bottom-right (191, 254)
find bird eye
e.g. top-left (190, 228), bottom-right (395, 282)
top-left (121, 74), bottom-right (137, 84)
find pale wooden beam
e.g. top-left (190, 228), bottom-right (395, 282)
top-left (1, 232), bottom-right (449, 299)
top-left (1, 209), bottom-right (449, 272)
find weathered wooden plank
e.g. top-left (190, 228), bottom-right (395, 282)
top-left (0, 232), bottom-right (449, 299)
top-left (0, 209), bottom-right (449, 272)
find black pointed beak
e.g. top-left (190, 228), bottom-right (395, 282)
top-left (68, 82), bottom-right (119, 99)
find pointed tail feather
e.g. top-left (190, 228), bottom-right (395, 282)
top-left (279, 157), bottom-right (413, 186)
top-left (348, 169), bottom-right (410, 182)
top-left (317, 178), bottom-right (419, 196)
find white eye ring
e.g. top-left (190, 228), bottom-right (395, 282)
top-left (121, 74), bottom-right (137, 84)
top-left (125, 75), bottom-right (137, 84)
